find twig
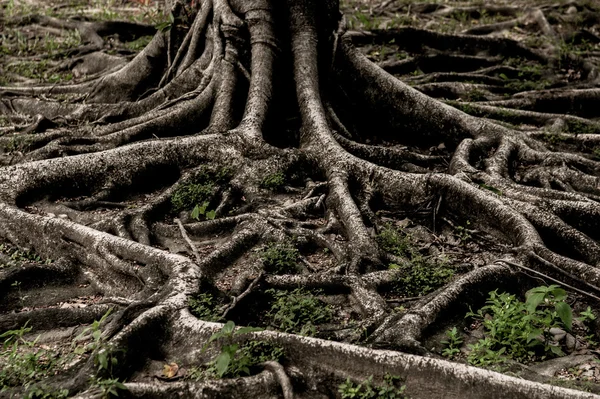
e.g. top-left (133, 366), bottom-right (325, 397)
top-left (262, 361), bottom-right (294, 399)
top-left (174, 218), bottom-right (201, 263)
top-left (528, 252), bottom-right (600, 297)
top-left (495, 259), bottom-right (600, 302)
top-left (221, 271), bottom-right (264, 318)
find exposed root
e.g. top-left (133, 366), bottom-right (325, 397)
top-left (1, 0), bottom-right (600, 397)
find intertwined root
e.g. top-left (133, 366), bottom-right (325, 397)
top-left (1, 0), bottom-right (600, 397)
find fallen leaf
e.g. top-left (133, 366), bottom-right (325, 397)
top-left (163, 362), bottom-right (179, 378)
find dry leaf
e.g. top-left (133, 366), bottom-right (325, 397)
top-left (162, 362), bottom-right (179, 378)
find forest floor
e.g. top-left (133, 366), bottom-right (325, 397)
top-left (2, 0), bottom-right (600, 398)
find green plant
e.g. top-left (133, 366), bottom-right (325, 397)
top-left (454, 220), bottom-right (472, 242)
top-left (172, 183), bottom-right (214, 213)
top-left (73, 309), bottom-right (124, 377)
top-left (376, 226), bottom-right (417, 259)
top-left (203, 321), bottom-right (274, 378)
top-left (171, 167), bottom-right (231, 214)
top-left (260, 171), bottom-right (286, 191)
top-left (465, 285), bottom-right (580, 367)
top-left (89, 377), bottom-right (128, 399)
top-left (338, 374), bottom-right (408, 399)
top-left (24, 385), bottom-right (69, 399)
top-left (156, 12), bottom-right (175, 32)
top-left (189, 292), bottom-right (222, 322)
top-left (579, 306), bottom-right (596, 323)
top-left (125, 35), bottom-right (153, 52)
top-left (190, 201), bottom-right (216, 221)
top-left (389, 259), bottom-right (454, 297)
top-left (266, 288), bottom-right (332, 336)
top-left (441, 327), bottom-right (463, 359)
top-left (465, 88), bottom-right (487, 102)
top-left (0, 323), bottom-right (62, 391)
top-left (379, 225), bottom-right (454, 296)
top-left (566, 120), bottom-right (598, 134)
top-left (261, 241), bottom-right (300, 274)
top-left (73, 310), bottom-right (128, 397)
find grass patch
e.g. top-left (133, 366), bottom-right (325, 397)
top-left (189, 293), bottom-right (222, 322)
top-left (6, 61), bottom-right (73, 83)
top-left (266, 288), bottom-right (333, 336)
top-left (259, 171), bottom-right (286, 191)
top-left (261, 241), bottom-right (300, 275)
top-left (339, 374), bottom-right (408, 399)
top-left (170, 167), bottom-right (231, 214)
top-left (378, 225), bottom-right (454, 297)
top-left (125, 35), bottom-right (153, 52)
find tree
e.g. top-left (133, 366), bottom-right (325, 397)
top-left (1, 0), bottom-right (600, 397)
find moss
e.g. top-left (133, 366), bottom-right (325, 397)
top-left (261, 241), bottom-right (300, 275)
top-left (170, 167), bottom-right (232, 213)
top-left (260, 171), bottom-right (286, 191)
top-left (266, 288), bottom-right (333, 336)
top-left (389, 259), bottom-right (454, 297)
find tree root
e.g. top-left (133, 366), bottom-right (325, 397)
top-left (1, 0), bottom-right (600, 397)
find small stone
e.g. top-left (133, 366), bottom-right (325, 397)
top-left (47, 213), bottom-right (55, 218)
top-left (566, 6), bottom-right (577, 14)
top-left (565, 333), bottom-right (576, 351)
top-left (550, 327), bottom-right (567, 341)
top-left (58, 214), bottom-right (69, 219)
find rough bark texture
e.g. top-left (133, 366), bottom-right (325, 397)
top-left (1, 0), bottom-right (600, 397)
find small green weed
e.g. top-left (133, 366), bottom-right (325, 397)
top-left (73, 310), bottom-right (128, 397)
top-left (73, 309), bottom-right (124, 376)
top-left (379, 225), bottom-right (454, 296)
top-left (566, 120), bottom-right (598, 134)
top-left (171, 167), bottom-right (231, 214)
top-left (0, 243), bottom-right (52, 269)
top-left (198, 321), bottom-right (283, 379)
top-left (465, 88), bottom-right (487, 102)
top-left (0, 323), bottom-right (63, 392)
top-left (389, 259), bottom-right (454, 297)
top-left (261, 241), bottom-right (300, 275)
top-left (190, 201), bottom-right (216, 221)
top-left (125, 35), bottom-right (153, 52)
top-left (260, 171), bottom-right (286, 191)
top-left (189, 293), bottom-right (222, 322)
top-left (6, 61), bottom-right (73, 84)
top-left (89, 377), bottom-right (127, 399)
top-left (541, 133), bottom-right (567, 145)
top-left (465, 285), bottom-right (594, 367)
top-left (338, 374), bottom-right (408, 399)
top-left (454, 220), bottom-right (472, 242)
top-left (266, 288), bottom-right (332, 336)
top-left (441, 327), bottom-right (463, 359)
top-left (24, 385), bottom-right (69, 399)
top-left (376, 226), bottom-right (417, 259)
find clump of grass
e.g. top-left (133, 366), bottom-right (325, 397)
top-left (170, 167), bottom-right (231, 213)
top-left (266, 288), bottom-right (333, 336)
top-left (378, 225), bottom-right (454, 296)
top-left (261, 241), bottom-right (300, 275)
top-left (260, 171), bottom-right (286, 191)
top-left (188, 293), bottom-right (222, 322)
